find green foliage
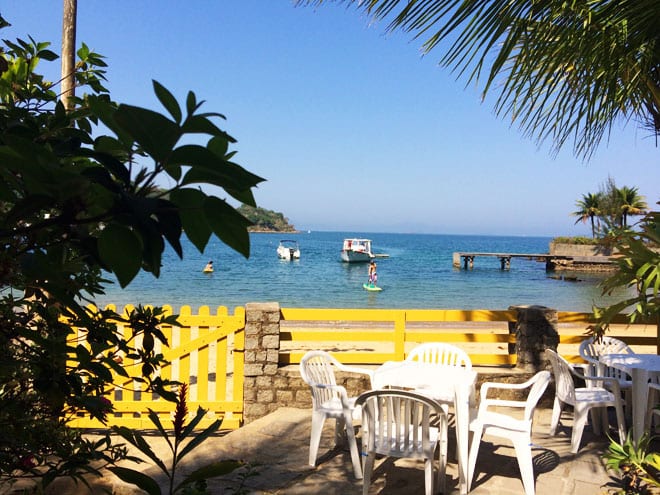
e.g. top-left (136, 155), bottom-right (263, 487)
top-left (109, 384), bottom-right (243, 495)
top-left (237, 204), bottom-right (296, 232)
top-left (589, 209), bottom-right (660, 336)
top-left (0, 18), bottom-right (262, 490)
top-left (552, 236), bottom-right (601, 245)
top-left (572, 180), bottom-right (648, 238)
top-left (604, 432), bottom-right (660, 494)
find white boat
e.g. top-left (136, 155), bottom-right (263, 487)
top-left (340, 238), bottom-right (374, 263)
top-left (277, 240), bottom-right (300, 260)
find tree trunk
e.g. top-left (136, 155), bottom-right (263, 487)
top-left (61, 0), bottom-right (77, 110)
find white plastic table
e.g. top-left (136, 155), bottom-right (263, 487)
top-left (599, 353), bottom-right (660, 441)
top-left (372, 361), bottom-right (477, 495)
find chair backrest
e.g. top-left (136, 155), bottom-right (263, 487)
top-left (545, 349), bottom-right (576, 406)
top-left (356, 389), bottom-right (447, 459)
top-left (405, 343), bottom-right (472, 371)
top-left (579, 336), bottom-right (634, 381)
top-left (523, 370), bottom-right (552, 420)
top-left (300, 350), bottom-right (342, 410)
top-left (579, 336), bottom-right (634, 363)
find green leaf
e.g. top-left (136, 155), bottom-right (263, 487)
top-left (108, 467), bottom-right (161, 495)
top-left (179, 156), bottom-right (264, 191)
top-left (154, 199), bottom-right (183, 258)
top-left (113, 104), bottom-right (180, 163)
top-left (174, 460), bottom-right (243, 493)
top-left (169, 188), bottom-right (213, 253)
top-left (204, 197), bottom-right (251, 258)
top-left (98, 224), bottom-right (143, 288)
top-left (112, 426), bottom-right (169, 475)
top-left (153, 80), bottom-right (182, 124)
top-left (37, 48), bottom-right (58, 61)
top-left (177, 418), bottom-right (222, 462)
top-left (186, 90), bottom-right (199, 115)
top-left (181, 115), bottom-right (232, 139)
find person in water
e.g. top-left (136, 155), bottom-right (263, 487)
top-left (368, 260), bottom-right (377, 286)
top-left (203, 261), bottom-right (213, 272)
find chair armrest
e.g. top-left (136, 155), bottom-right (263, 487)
top-left (581, 374), bottom-right (622, 396)
top-left (480, 375), bottom-right (538, 397)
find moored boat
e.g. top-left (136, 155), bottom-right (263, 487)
top-left (277, 240), bottom-right (300, 260)
top-left (341, 238), bottom-right (374, 263)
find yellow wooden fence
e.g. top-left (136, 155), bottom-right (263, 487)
top-left (279, 308), bottom-right (658, 366)
top-left (68, 305), bottom-right (245, 430)
top-left (67, 305), bottom-right (657, 430)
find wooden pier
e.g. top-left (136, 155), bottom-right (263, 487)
top-left (452, 252), bottom-right (614, 271)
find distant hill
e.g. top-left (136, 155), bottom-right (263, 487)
top-left (238, 205), bottom-right (297, 233)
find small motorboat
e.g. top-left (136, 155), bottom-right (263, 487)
top-left (277, 240), bottom-right (300, 260)
top-left (340, 238), bottom-right (374, 263)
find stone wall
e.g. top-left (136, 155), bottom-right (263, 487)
top-left (242, 303), bottom-right (559, 424)
top-left (549, 242), bottom-right (614, 257)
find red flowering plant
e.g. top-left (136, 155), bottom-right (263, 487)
top-left (110, 383), bottom-right (242, 495)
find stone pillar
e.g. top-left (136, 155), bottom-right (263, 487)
top-left (509, 305), bottom-right (559, 372)
top-left (243, 302), bottom-right (281, 424)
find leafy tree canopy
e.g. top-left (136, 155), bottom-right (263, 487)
top-left (0, 15), bottom-right (263, 489)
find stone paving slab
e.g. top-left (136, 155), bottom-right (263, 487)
top-left (162, 406), bottom-right (626, 495)
top-left (16, 406), bottom-right (657, 495)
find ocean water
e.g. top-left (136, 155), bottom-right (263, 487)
top-left (94, 232), bottom-right (624, 313)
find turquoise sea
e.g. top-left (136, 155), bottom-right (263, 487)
top-left (95, 232), bottom-right (624, 313)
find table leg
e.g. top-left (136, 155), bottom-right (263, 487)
top-left (631, 368), bottom-right (649, 443)
top-left (455, 386), bottom-right (474, 495)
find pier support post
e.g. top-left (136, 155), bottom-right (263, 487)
top-left (509, 305), bottom-right (559, 372)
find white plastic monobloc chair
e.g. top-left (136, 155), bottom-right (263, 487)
top-left (546, 349), bottom-right (626, 453)
top-left (299, 350), bottom-right (374, 479)
top-left (646, 381), bottom-right (660, 433)
top-left (468, 371), bottom-right (551, 495)
top-left (356, 389), bottom-right (449, 495)
top-left (579, 336), bottom-right (634, 411)
top-left (405, 342), bottom-right (472, 371)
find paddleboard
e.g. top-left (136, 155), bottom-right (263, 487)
top-left (203, 268), bottom-right (213, 273)
top-left (363, 283), bottom-right (382, 292)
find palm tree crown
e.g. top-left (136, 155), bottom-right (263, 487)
top-left (573, 193), bottom-right (603, 238)
top-left (617, 186), bottom-right (648, 227)
top-left (302, 0), bottom-right (660, 160)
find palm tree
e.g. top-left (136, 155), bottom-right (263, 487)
top-left (300, 0), bottom-right (660, 160)
top-left (617, 186), bottom-right (648, 227)
top-left (573, 193), bottom-right (603, 238)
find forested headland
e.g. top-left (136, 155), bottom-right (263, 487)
top-left (238, 205), bottom-right (297, 232)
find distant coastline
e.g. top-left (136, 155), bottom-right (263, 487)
top-left (248, 228), bottom-right (300, 234)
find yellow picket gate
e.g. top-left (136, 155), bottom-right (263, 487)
top-left (68, 305), bottom-right (246, 430)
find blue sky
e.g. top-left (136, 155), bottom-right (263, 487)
top-left (4, 1), bottom-right (658, 236)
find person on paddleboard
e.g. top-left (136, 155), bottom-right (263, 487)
top-left (368, 260), bottom-right (378, 286)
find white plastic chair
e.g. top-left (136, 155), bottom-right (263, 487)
top-left (299, 350), bottom-right (373, 479)
top-left (579, 336), bottom-right (634, 410)
top-left (356, 389), bottom-right (449, 495)
top-left (546, 349), bottom-right (626, 453)
top-left (406, 342), bottom-right (472, 371)
top-left (645, 381), bottom-right (660, 432)
top-left (468, 371), bottom-right (551, 495)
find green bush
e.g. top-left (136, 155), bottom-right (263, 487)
top-left (552, 236), bottom-right (602, 245)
